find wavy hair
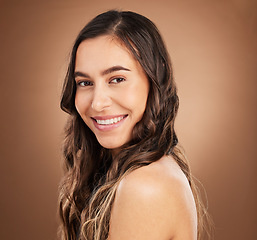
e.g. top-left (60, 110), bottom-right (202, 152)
top-left (59, 10), bottom-right (211, 240)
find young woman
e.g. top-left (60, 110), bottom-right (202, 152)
top-left (59, 10), bottom-right (208, 240)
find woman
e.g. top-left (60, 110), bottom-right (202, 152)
top-left (59, 10), bottom-right (208, 240)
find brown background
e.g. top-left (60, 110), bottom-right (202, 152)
top-left (0, 0), bottom-right (256, 239)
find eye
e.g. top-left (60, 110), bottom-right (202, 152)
top-left (76, 80), bottom-right (93, 87)
top-left (110, 77), bottom-right (126, 84)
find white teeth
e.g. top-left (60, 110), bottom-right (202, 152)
top-left (96, 116), bottom-right (125, 125)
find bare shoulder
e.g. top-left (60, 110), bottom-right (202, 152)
top-left (108, 156), bottom-right (197, 240)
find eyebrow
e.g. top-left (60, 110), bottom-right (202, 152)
top-left (74, 65), bottom-right (131, 78)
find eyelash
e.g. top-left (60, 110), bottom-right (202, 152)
top-left (76, 81), bottom-right (92, 87)
top-left (110, 77), bottom-right (126, 84)
top-left (76, 77), bottom-right (126, 87)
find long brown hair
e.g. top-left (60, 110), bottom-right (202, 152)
top-left (59, 10), bottom-right (211, 240)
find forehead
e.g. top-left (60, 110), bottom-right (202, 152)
top-left (75, 35), bottom-right (138, 71)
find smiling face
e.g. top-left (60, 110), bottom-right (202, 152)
top-left (74, 35), bottom-right (149, 152)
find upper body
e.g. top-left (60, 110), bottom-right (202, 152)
top-left (108, 155), bottom-right (197, 240)
top-left (59, 10), bottom-right (207, 240)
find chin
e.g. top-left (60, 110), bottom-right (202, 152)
top-left (96, 136), bottom-right (128, 151)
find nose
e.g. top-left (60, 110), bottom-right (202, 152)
top-left (91, 85), bottom-right (112, 112)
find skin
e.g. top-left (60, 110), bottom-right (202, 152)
top-left (75, 35), bottom-right (149, 151)
top-left (75, 34), bottom-right (197, 239)
top-left (108, 156), bottom-right (198, 240)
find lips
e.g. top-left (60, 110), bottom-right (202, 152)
top-left (92, 114), bottom-right (128, 131)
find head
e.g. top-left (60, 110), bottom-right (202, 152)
top-left (61, 10), bottom-right (178, 155)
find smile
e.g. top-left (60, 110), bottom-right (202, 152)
top-left (92, 115), bottom-right (128, 131)
top-left (95, 116), bottom-right (126, 125)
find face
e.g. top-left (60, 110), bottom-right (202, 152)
top-left (74, 35), bottom-right (149, 152)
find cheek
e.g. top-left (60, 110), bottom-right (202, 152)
top-left (74, 94), bottom-right (81, 115)
top-left (120, 86), bottom-right (148, 123)
top-left (74, 92), bottom-right (90, 117)
top-left (130, 84), bottom-right (149, 113)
